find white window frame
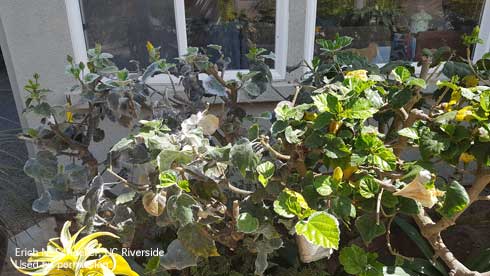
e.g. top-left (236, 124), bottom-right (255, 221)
top-left (65, 0), bottom-right (289, 84)
top-left (304, 0), bottom-right (490, 66)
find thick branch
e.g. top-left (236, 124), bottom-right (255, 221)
top-left (411, 172), bottom-right (490, 276)
top-left (424, 172), bottom-right (490, 237)
top-left (413, 211), bottom-right (490, 276)
top-left (49, 124), bottom-right (98, 177)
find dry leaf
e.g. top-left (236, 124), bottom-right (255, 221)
top-left (143, 191), bottom-right (167, 216)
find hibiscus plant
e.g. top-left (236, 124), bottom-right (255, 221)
top-left (18, 28), bottom-right (490, 275)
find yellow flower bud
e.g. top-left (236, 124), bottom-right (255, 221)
top-left (459, 152), bottom-right (476, 163)
top-left (342, 166), bottom-right (358, 180)
top-left (333, 167), bottom-right (343, 182)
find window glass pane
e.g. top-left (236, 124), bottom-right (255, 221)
top-left (80, 0), bottom-right (179, 68)
top-left (185, 0), bottom-right (276, 69)
top-left (315, 0), bottom-right (486, 63)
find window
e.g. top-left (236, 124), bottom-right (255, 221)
top-left (306, 0), bottom-right (489, 64)
top-left (79, 0), bottom-right (179, 68)
top-left (69, 0), bottom-right (289, 81)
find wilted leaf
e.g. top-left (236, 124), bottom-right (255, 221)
top-left (167, 193), bottom-right (198, 226)
top-left (230, 138), bottom-right (259, 176)
top-left (160, 240), bottom-right (198, 270)
top-left (178, 223), bottom-right (219, 258)
top-left (142, 191), bottom-right (167, 216)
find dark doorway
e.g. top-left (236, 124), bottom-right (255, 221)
top-left (0, 48), bottom-right (42, 235)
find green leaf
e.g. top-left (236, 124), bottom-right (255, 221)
top-left (480, 90), bottom-right (490, 112)
top-left (177, 180), bottom-right (190, 192)
top-left (355, 214), bottom-right (386, 244)
top-left (230, 138), bottom-right (259, 176)
top-left (144, 256), bottom-right (160, 274)
top-left (159, 171), bottom-right (178, 188)
top-left (274, 102), bottom-right (311, 121)
top-left (248, 124), bottom-right (260, 140)
top-left (110, 137), bottom-right (134, 152)
top-left (157, 149), bottom-right (193, 171)
top-left (285, 126), bottom-right (304, 144)
top-left (359, 176), bottom-right (380, 198)
top-left (392, 66), bottom-right (411, 83)
top-left (271, 120), bottom-right (288, 136)
top-left (313, 175), bottom-right (334, 196)
top-left (402, 258), bottom-right (447, 276)
top-left (442, 61), bottom-right (472, 78)
top-left (398, 128), bottom-right (419, 139)
top-left (332, 196), bottom-right (356, 220)
top-left (167, 194), bottom-right (198, 226)
top-left (339, 245), bottom-right (383, 276)
top-left (343, 98), bottom-right (377, 120)
top-left (203, 75), bottom-right (226, 97)
top-left (317, 35), bottom-right (353, 52)
top-left (368, 148), bottom-right (397, 171)
top-left (273, 188), bottom-right (312, 219)
top-left (116, 191), bottom-right (137, 205)
top-left (323, 134), bottom-right (351, 159)
top-left (312, 93), bottom-right (342, 114)
top-left (257, 161), bottom-right (275, 187)
top-left (295, 211), bottom-right (340, 249)
top-left (407, 78), bottom-right (427, 89)
top-left (398, 197), bottom-right (420, 215)
top-left (236, 212), bottom-right (259, 233)
top-left (437, 181), bottom-right (469, 218)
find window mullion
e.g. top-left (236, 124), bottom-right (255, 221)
top-left (174, 0), bottom-right (188, 56)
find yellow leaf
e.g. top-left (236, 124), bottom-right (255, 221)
top-left (199, 114), bottom-right (220, 135)
top-left (345, 69), bottom-right (368, 81)
top-left (303, 112), bottom-right (318, 121)
top-left (447, 90), bottom-right (461, 111)
top-left (455, 106), bottom-right (474, 122)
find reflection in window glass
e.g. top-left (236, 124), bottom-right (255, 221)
top-left (315, 0), bottom-right (486, 63)
top-left (80, 0), bottom-right (179, 68)
top-left (185, 0), bottom-right (276, 70)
